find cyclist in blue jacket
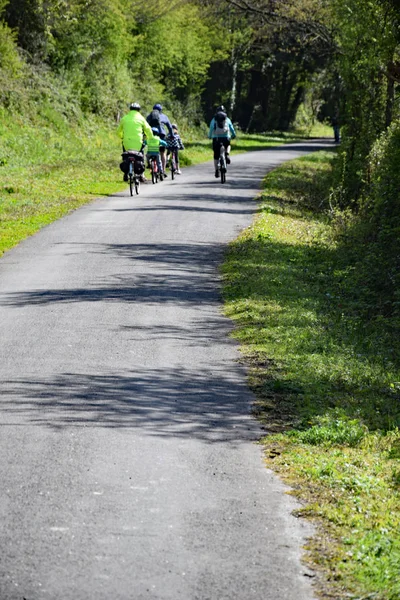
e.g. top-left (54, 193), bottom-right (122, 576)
top-left (208, 105), bottom-right (236, 178)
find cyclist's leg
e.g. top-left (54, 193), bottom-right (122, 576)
top-left (224, 139), bottom-right (231, 164)
top-left (160, 146), bottom-right (167, 174)
top-left (175, 150), bottom-right (181, 174)
top-left (156, 153), bottom-right (163, 177)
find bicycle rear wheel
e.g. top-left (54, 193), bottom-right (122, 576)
top-left (135, 177), bottom-right (140, 195)
top-left (129, 174), bottom-right (134, 196)
top-left (151, 163), bottom-right (156, 184)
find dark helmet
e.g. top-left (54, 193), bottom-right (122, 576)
top-left (130, 102), bottom-right (141, 110)
top-left (216, 105), bottom-right (225, 112)
top-left (153, 103), bottom-right (162, 111)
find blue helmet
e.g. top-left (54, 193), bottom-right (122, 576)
top-left (151, 127), bottom-right (160, 134)
top-left (153, 103), bottom-right (162, 111)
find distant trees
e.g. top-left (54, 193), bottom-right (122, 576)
top-left (201, 0), bottom-right (336, 131)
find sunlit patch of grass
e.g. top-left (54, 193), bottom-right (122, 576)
top-left (222, 150), bottom-right (400, 599)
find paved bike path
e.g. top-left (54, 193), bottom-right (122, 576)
top-left (0, 141), bottom-right (330, 600)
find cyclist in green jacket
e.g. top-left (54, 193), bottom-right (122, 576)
top-left (117, 102), bottom-right (154, 152)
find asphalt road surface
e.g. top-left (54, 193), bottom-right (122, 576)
top-left (0, 141), bottom-right (330, 600)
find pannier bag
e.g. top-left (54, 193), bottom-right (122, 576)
top-left (120, 151), bottom-right (145, 175)
top-left (119, 161), bottom-right (129, 174)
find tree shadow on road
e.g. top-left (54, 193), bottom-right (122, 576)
top-left (0, 242), bottom-right (231, 307)
top-left (0, 366), bottom-right (259, 442)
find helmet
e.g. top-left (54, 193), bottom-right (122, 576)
top-left (171, 123), bottom-right (178, 129)
top-left (153, 103), bottom-right (162, 111)
top-left (216, 105), bottom-right (225, 112)
top-left (151, 127), bottom-right (160, 134)
top-left (130, 102), bottom-right (141, 110)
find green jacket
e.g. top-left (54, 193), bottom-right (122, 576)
top-left (117, 110), bottom-right (154, 151)
top-left (146, 135), bottom-right (168, 153)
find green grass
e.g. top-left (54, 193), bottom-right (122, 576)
top-left (0, 113), bottom-right (128, 254)
top-left (222, 151), bottom-right (400, 599)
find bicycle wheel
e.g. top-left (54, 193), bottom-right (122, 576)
top-left (221, 167), bottom-right (226, 184)
top-left (129, 173), bottom-right (134, 196)
top-left (151, 162), bottom-right (156, 184)
top-left (135, 176), bottom-right (140, 195)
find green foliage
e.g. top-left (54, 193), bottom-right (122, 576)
top-left (1, 0), bottom-right (232, 119)
top-left (46, 0), bottom-right (134, 114)
top-left (357, 121), bottom-right (400, 322)
top-left (328, 121), bottom-right (400, 322)
top-left (0, 20), bottom-right (21, 75)
top-left (131, 3), bottom-right (229, 106)
top-left (292, 411), bottom-right (368, 447)
top-left (331, 0), bottom-right (400, 204)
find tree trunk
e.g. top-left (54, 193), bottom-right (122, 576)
top-left (230, 51), bottom-right (238, 116)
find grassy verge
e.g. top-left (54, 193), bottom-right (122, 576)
top-left (222, 150), bottom-right (400, 600)
top-left (0, 108), bottom-right (327, 256)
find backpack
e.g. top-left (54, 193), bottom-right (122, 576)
top-left (147, 109), bottom-right (161, 129)
top-left (214, 111), bottom-right (228, 136)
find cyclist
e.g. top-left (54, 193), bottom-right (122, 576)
top-left (167, 123), bottom-right (185, 175)
top-left (146, 127), bottom-right (168, 181)
top-left (117, 102), bottom-right (154, 181)
top-left (146, 103), bottom-right (174, 176)
top-left (208, 105), bottom-right (236, 178)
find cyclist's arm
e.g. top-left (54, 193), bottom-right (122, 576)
top-left (208, 119), bottom-right (215, 139)
top-left (159, 139), bottom-right (168, 148)
top-left (228, 119), bottom-right (236, 139)
top-left (164, 117), bottom-right (174, 137)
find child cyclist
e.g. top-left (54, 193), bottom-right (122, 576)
top-left (146, 127), bottom-right (168, 180)
top-left (167, 123), bottom-right (185, 175)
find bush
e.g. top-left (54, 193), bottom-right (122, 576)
top-left (357, 121), bottom-right (400, 317)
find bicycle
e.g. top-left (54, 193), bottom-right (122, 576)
top-left (218, 142), bottom-right (227, 184)
top-left (121, 148), bottom-right (145, 196)
top-left (148, 155), bottom-right (163, 184)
